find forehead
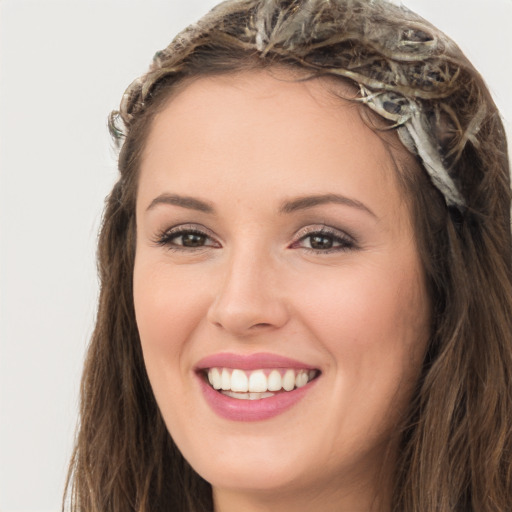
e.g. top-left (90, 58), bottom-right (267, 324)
top-left (137, 69), bottom-right (412, 220)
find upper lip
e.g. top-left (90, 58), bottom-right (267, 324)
top-left (195, 352), bottom-right (318, 371)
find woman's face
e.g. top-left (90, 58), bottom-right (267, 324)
top-left (134, 70), bottom-right (430, 509)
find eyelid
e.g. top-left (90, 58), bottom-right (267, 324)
top-left (152, 222), bottom-right (355, 252)
top-left (289, 224), bottom-right (357, 252)
top-left (153, 223), bottom-right (222, 248)
top-left (292, 224), bottom-right (355, 243)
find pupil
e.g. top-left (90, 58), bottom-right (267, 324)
top-left (183, 233), bottom-right (205, 247)
top-left (310, 235), bottom-right (333, 249)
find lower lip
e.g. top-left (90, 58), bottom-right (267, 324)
top-left (197, 374), bottom-right (318, 421)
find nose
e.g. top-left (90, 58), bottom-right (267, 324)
top-left (207, 248), bottom-right (290, 337)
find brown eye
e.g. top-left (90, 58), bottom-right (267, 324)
top-left (179, 232), bottom-right (207, 247)
top-left (309, 234), bottom-right (334, 250)
top-left (292, 227), bottom-right (356, 253)
top-left (155, 226), bottom-right (220, 251)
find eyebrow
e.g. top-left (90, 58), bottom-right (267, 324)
top-left (145, 192), bottom-right (375, 217)
top-left (279, 193), bottom-right (376, 217)
top-left (146, 193), bottom-right (215, 214)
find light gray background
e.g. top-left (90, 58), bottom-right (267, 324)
top-left (0, 1), bottom-right (511, 510)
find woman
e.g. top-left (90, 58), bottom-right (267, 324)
top-left (65, 0), bottom-right (512, 510)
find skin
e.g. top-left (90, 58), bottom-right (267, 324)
top-left (133, 70), bottom-right (431, 512)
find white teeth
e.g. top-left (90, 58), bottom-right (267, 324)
top-left (282, 369), bottom-right (295, 391)
top-left (267, 369), bottom-right (282, 391)
top-left (248, 370), bottom-right (267, 392)
top-left (231, 369), bottom-right (249, 392)
top-left (222, 391), bottom-right (275, 400)
top-left (210, 368), bottom-right (222, 390)
top-left (206, 367), bottom-right (318, 397)
top-left (295, 372), bottom-right (309, 388)
top-left (221, 368), bottom-right (231, 391)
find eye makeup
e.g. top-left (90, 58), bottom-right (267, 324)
top-left (290, 224), bottom-right (358, 254)
top-left (152, 221), bottom-right (358, 255)
top-left (152, 223), bottom-right (221, 252)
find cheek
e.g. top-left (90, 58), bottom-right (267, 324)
top-left (132, 258), bottom-right (218, 433)
top-left (300, 261), bottom-right (427, 340)
top-left (132, 259), bottom-right (211, 377)
top-left (293, 258), bottom-right (430, 408)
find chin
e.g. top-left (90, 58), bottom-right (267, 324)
top-left (197, 455), bottom-right (314, 496)
top-left (168, 421), bottom-right (320, 495)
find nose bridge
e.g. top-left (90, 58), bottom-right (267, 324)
top-left (207, 239), bottom-right (288, 335)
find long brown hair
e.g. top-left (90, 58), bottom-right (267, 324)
top-left (65, 1), bottom-right (512, 510)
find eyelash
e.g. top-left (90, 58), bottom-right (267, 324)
top-left (154, 224), bottom-right (356, 254)
top-left (291, 226), bottom-right (356, 254)
top-left (154, 224), bottom-right (220, 252)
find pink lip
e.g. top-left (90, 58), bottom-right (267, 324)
top-left (195, 352), bottom-right (315, 371)
top-left (195, 352), bottom-right (320, 422)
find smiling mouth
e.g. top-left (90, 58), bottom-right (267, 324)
top-left (204, 367), bottom-right (320, 400)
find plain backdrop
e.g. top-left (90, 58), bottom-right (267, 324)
top-left (0, 1), bottom-right (511, 510)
